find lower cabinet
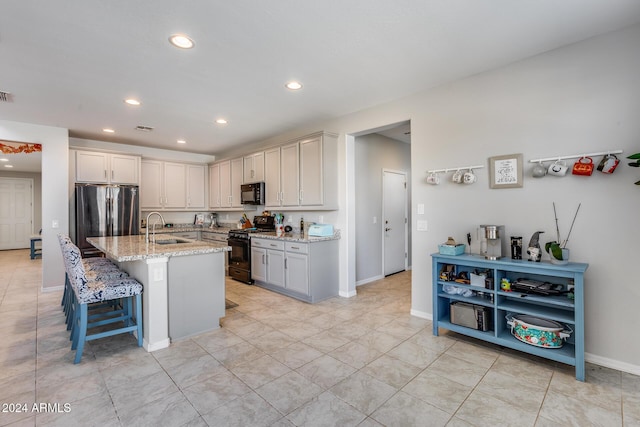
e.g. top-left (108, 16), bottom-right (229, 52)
top-left (201, 231), bottom-right (230, 275)
top-left (431, 253), bottom-right (588, 381)
top-left (251, 237), bottom-right (338, 303)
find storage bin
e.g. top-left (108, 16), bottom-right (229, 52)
top-left (438, 244), bottom-right (465, 256)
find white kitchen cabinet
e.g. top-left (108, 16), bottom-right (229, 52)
top-left (264, 147), bottom-right (281, 206)
top-left (251, 237), bottom-right (338, 303)
top-left (251, 239), bottom-right (285, 288)
top-left (141, 160), bottom-right (205, 210)
top-left (75, 150), bottom-right (140, 184)
top-left (186, 164), bottom-right (206, 209)
top-left (163, 162), bottom-right (187, 208)
top-left (211, 158), bottom-right (244, 209)
top-left (280, 142), bottom-right (300, 206)
top-left (208, 163), bottom-right (221, 208)
top-left (285, 248), bottom-right (309, 295)
top-left (243, 151), bottom-right (265, 183)
top-left (265, 131), bottom-right (338, 210)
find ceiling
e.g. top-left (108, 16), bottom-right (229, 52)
top-left (2, 1), bottom-right (640, 169)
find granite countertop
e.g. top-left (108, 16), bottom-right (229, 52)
top-left (141, 226), bottom-right (232, 235)
top-left (87, 234), bottom-right (230, 262)
top-left (250, 229), bottom-right (341, 243)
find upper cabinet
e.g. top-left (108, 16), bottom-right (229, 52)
top-left (265, 132), bottom-right (338, 210)
top-left (209, 158), bottom-right (243, 209)
top-left (75, 150), bottom-right (140, 185)
top-left (243, 152), bottom-right (265, 183)
top-left (141, 160), bottom-right (206, 210)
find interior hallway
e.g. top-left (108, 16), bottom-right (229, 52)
top-left (0, 249), bottom-right (638, 426)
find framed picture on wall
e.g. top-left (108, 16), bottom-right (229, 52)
top-left (489, 153), bottom-right (523, 189)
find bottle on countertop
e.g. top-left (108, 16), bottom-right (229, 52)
top-left (300, 216), bottom-right (304, 235)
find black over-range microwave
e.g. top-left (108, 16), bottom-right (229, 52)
top-left (240, 182), bottom-right (265, 205)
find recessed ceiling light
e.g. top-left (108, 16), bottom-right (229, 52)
top-left (215, 118), bottom-right (228, 125)
top-left (169, 34), bottom-right (194, 49)
top-left (124, 98), bottom-right (141, 106)
top-left (4, 164), bottom-right (13, 168)
top-left (177, 139), bottom-right (186, 144)
top-left (102, 128), bottom-right (115, 133)
top-left (285, 81), bottom-right (303, 90)
top-left (0, 158), bottom-right (8, 162)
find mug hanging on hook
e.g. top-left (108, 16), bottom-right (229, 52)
top-left (452, 169), bottom-right (464, 184)
top-left (463, 168), bottom-right (476, 184)
top-left (532, 161), bottom-right (547, 178)
top-left (597, 153), bottom-right (619, 174)
top-left (426, 171), bottom-right (440, 185)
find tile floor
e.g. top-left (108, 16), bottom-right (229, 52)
top-left (0, 248), bottom-right (638, 426)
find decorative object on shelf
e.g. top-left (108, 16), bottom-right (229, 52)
top-left (526, 231), bottom-right (544, 262)
top-left (548, 160), bottom-right (568, 177)
top-left (438, 237), bottom-right (465, 256)
top-left (510, 236), bottom-right (522, 260)
top-left (532, 161), bottom-right (547, 178)
top-left (545, 202), bottom-right (581, 265)
top-left (627, 152), bottom-right (640, 185)
top-left (425, 165), bottom-right (484, 185)
top-left (597, 154), bottom-right (620, 174)
top-left (488, 153), bottom-right (523, 189)
top-left (506, 314), bottom-right (572, 348)
top-left (452, 169), bottom-right (464, 184)
top-left (571, 157), bottom-right (594, 176)
top-left (426, 171), bottom-right (440, 185)
top-left (463, 169), bottom-right (477, 184)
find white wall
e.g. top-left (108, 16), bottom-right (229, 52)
top-left (355, 134), bottom-right (411, 283)
top-left (315, 25), bottom-right (640, 373)
top-left (0, 120), bottom-right (68, 290)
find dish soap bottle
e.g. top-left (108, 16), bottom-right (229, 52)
top-left (300, 216), bottom-right (304, 235)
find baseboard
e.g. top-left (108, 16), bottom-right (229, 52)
top-left (410, 308), bottom-right (432, 320)
top-left (585, 352), bottom-right (640, 377)
top-left (42, 285), bottom-right (64, 293)
top-left (144, 338), bottom-right (170, 352)
top-left (356, 275), bottom-right (384, 287)
top-left (339, 290), bottom-right (357, 298)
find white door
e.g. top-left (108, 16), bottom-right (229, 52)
top-left (0, 178), bottom-right (33, 250)
top-left (383, 170), bottom-right (407, 276)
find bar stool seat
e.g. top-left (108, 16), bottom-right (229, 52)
top-left (30, 234), bottom-right (42, 259)
top-left (57, 234), bottom-right (143, 364)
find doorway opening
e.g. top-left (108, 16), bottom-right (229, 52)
top-left (0, 177), bottom-right (35, 250)
top-left (352, 120), bottom-right (411, 287)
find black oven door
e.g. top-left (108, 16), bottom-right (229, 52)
top-left (228, 238), bottom-right (250, 270)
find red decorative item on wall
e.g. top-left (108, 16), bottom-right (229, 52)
top-left (572, 156), bottom-right (594, 176)
top-left (0, 141), bottom-right (42, 154)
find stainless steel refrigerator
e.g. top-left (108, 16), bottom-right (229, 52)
top-left (75, 184), bottom-right (139, 257)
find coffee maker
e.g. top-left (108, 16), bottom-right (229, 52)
top-left (478, 225), bottom-right (507, 260)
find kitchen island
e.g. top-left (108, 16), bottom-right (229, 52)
top-left (86, 234), bottom-right (230, 351)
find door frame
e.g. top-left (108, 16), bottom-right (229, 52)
top-left (381, 168), bottom-right (408, 275)
top-left (0, 176), bottom-right (35, 249)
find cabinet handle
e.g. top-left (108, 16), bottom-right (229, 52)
top-left (111, 170), bottom-right (114, 180)
top-left (159, 197), bottom-right (163, 205)
top-left (299, 190), bottom-right (303, 201)
top-left (270, 244), bottom-right (277, 247)
top-left (262, 254), bottom-right (265, 264)
top-left (104, 170), bottom-right (107, 179)
top-left (291, 246), bottom-right (299, 250)
top-left (281, 191), bottom-right (284, 202)
top-left (284, 258), bottom-right (287, 269)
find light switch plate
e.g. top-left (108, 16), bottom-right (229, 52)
top-left (417, 220), bottom-right (428, 231)
top-left (417, 204), bottom-right (425, 215)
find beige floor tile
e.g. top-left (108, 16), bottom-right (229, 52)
top-left (109, 370), bottom-right (179, 417)
top-left (330, 371), bottom-right (398, 415)
top-left (387, 340), bottom-right (442, 369)
top-left (402, 370), bottom-right (472, 414)
top-left (230, 354), bottom-right (291, 389)
top-left (270, 341), bottom-right (323, 369)
top-left (287, 391), bottom-right (367, 427)
top-left (361, 354), bottom-right (422, 389)
top-left (370, 390), bottom-right (451, 427)
top-left (201, 391), bottom-right (282, 427)
top-left (302, 329), bottom-right (351, 353)
top-left (329, 341), bottom-right (382, 369)
top-left (256, 371), bottom-right (323, 414)
top-left (297, 354), bottom-right (357, 389)
top-left (211, 340), bottom-right (265, 368)
top-left (163, 353), bottom-right (227, 389)
top-left (182, 370), bottom-right (252, 414)
top-left (152, 337), bottom-right (210, 368)
top-left (456, 389), bottom-right (538, 427)
top-left (117, 390), bottom-right (200, 427)
top-left (539, 389), bottom-right (623, 426)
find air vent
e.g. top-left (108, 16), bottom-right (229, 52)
top-left (0, 91), bottom-right (13, 102)
top-left (135, 125), bottom-right (154, 132)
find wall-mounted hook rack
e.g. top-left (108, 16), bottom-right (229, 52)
top-left (529, 150), bottom-right (623, 163)
top-left (426, 165), bottom-right (484, 174)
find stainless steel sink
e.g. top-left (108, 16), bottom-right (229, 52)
top-left (154, 239), bottom-right (191, 245)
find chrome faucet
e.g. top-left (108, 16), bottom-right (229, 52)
top-left (145, 211), bottom-right (165, 243)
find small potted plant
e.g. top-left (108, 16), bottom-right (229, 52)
top-left (545, 203), bottom-right (580, 265)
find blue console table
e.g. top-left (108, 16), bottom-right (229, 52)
top-left (30, 234), bottom-right (42, 259)
top-left (432, 253), bottom-right (588, 381)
